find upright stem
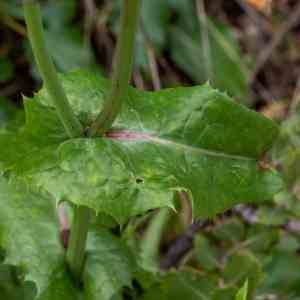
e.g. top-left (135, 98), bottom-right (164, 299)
top-left (89, 0), bottom-right (141, 136)
top-left (66, 206), bottom-right (91, 282)
top-left (23, 1), bottom-right (83, 138)
top-left (24, 0), bottom-right (89, 283)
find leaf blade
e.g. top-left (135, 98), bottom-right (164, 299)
top-left (84, 231), bottom-right (136, 300)
top-left (0, 70), bottom-right (284, 223)
top-left (0, 177), bottom-right (78, 299)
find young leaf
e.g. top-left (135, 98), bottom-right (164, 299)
top-left (0, 70), bottom-right (283, 223)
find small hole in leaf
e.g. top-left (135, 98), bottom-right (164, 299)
top-left (136, 177), bottom-right (144, 184)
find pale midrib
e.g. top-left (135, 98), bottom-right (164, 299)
top-left (105, 130), bottom-right (254, 161)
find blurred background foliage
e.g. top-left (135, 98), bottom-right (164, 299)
top-left (0, 0), bottom-right (300, 299)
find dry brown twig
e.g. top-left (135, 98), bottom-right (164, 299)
top-left (145, 44), bottom-right (161, 91)
top-left (82, 0), bottom-right (115, 72)
top-left (160, 219), bottom-right (213, 270)
top-left (133, 69), bottom-right (146, 90)
top-left (251, 1), bottom-right (300, 82)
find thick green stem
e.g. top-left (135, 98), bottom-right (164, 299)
top-left (23, 1), bottom-right (83, 138)
top-left (24, 1), bottom-right (89, 283)
top-left (66, 206), bottom-right (91, 283)
top-left (89, 0), bottom-right (141, 136)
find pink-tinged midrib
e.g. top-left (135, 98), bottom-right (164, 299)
top-left (105, 130), bottom-right (152, 141)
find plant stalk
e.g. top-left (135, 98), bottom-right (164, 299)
top-left (89, 0), bottom-right (141, 136)
top-left (24, 1), bottom-right (90, 284)
top-left (23, 1), bottom-right (83, 138)
top-left (66, 206), bottom-right (91, 283)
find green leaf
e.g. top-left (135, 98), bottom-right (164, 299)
top-left (0, 70), bottom-right (283, 223)
top-left (42, 0), bottom-right (77, 30)
top-left (0, 94), bottom-right (67, 174)
top-left (169, 21), bottom-right (248, 101)
top-left (256, 206), bottom-right (289, 226)
top-left (168, 0), bottom-right (197, 32)
top-left (0, 177), bottom-right (79, 300)
top-left (212, 218), bottom-right (245, 244)
top-left (194, 234), bottom-right (221, 272)
top-left (110, 0), bottom-right (170, 71)
top-left (271, 110), bottom-right (300, 184)
top-left (235, 280), bottom-right (248, 300)
top-left (275, 191), bottom-right (300, 218)
top-left (258, 250), bottom-right (300, 297)
top-left (0, 176), bottom-right (138, 299)
top-left (276, 233), bottom-right (300, 253)
top-left (42, 0), bottom-right (94, 72)
top-left (84, 231), bottom-right (137, 300)
top-left (212, 288), bottom-right (237, 300)
top-left (142, 269), bottom-right (218, 300)
top-left (25, 0), bottom-right (95, 73)
top-left (44, 28), bottom-right (94, 72)
top-left (245, 225), bottom-right (279, 253)
top-left (0, 0), bottom-right (24, 19)
top-left (140, 0), bottom-right (170, 49)
top-left (223, 251), bottom-right (262, 297)
top-left (141, 269), bottom-right (244, 300)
